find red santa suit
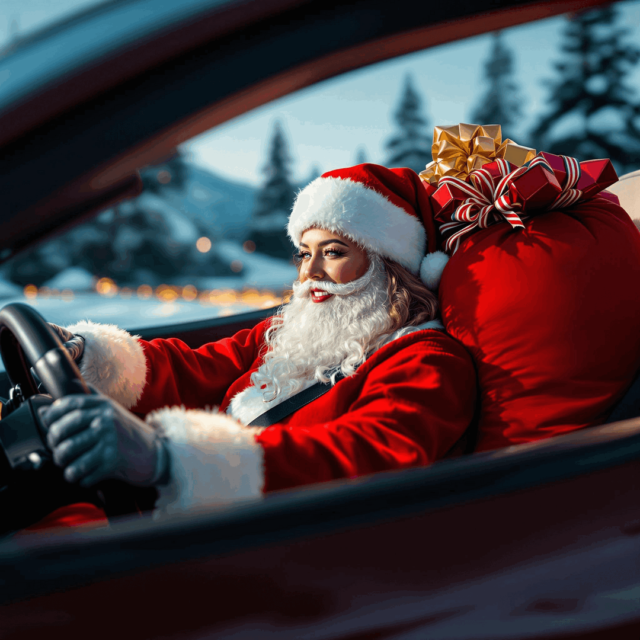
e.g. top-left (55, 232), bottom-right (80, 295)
top-left (68, 316), bottom-right (475, 514)
top-left (60, 163), bottom-right (470, 516)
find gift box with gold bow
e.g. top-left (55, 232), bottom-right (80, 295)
top-left (419, 123), bottom-right (619, 254)
top-left (420, 123), bottom-right (536, 186)
top-left (431, 123), bottom-right (640, 465)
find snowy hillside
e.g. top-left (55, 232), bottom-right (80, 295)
top-left (206, 241), bottom-right (298, 290)
top-left (161, 164), bottom-right (256, 241)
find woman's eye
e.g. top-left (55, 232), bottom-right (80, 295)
top-left (325, 247), bottom-right (346, 257)
top-left (294, 251), bottom-right (311, 262)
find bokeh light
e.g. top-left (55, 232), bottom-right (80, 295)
top-left (156, 285), bottom-right (179, 302)
top-left (196, 237), bottom-right (212, 253)
top-left (157, 170), bottom-right (171, 184)
top-left (182, 285), bottom-right (198, 301)
top-left (137, 284), bottom-right (153, 299)
top-left (96, 278), bottom-right (118, 297)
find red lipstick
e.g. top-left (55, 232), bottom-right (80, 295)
top-left (310, 288), bottom-right (333, 303)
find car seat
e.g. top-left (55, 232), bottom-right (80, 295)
top-left (604, 170), bottom-right (640, 424)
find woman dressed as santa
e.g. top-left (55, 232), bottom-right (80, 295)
top-left (42, 164), bottom-right (476, 517)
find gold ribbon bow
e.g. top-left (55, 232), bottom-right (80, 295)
top-left (419, 123), bottom-right (537, 186)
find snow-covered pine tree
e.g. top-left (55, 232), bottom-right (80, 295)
top-left (5, 238), bottom-right (71, 287)
top-left (530, 6), bottom-right (640, 173)
top-left (384, 75), bottom-right (432, 173)
top-left (471, 31), bottom-right (522, 142)
top-left (68, 200), bottom-right (197, 284)
top-left (249, 121), bottom-right (297, 260)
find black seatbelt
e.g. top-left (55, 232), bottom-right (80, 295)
top-left (247, 322), bottom-right (445, 428)
top-left (248, 372), bottom-right (346, 427)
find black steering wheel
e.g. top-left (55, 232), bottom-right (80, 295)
top-left (0, 302), bottom-right (90, 401)
top-left (0, 303), bottom-right (149, 533)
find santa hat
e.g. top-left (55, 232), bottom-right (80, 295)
top-left (287, 163), bottom-right (449, 290)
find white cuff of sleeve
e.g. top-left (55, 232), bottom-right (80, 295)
top-left (66, 320), bottom-right (147, 409)
top-left (145, 407), bottom-right (264, 517)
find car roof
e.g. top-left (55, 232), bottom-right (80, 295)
top-left (0, 0), bottom-right (609, 261)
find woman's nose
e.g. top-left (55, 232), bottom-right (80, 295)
top-left (302, 253), bottom-right (325, 280)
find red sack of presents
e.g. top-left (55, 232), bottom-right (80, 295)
top-left (421, 124), bottom-right (640, 451)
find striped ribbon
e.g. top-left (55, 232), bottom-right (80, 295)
top-left (438, 154), bottom-right (582, 254)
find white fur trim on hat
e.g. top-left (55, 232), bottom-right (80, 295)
top-left (420, 251), bottom-right (449, 290)
top-left (146, 407), bottom-right (264, 516)
top-left (66, 320), bottom-right (147, 410)
top-left (288, 177), bottom-right (426, 273)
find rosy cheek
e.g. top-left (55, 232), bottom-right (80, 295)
top-left (327, 264), bottom-right (344, 283)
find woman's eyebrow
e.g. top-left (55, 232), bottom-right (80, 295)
top-left (299, 239), bottom-right (350, 248)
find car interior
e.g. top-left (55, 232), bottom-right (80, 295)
top-left (1, 2), bottom-right (640, 635)
top-left (0, 0), bottom-right (637, 519)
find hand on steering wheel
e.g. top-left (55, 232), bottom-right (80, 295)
top-left (0, 303), bottom-right (163, 525)
top-left (48, 322), bottom-right (85, 363)
top-left (42, 389), bottom-right (168, 488)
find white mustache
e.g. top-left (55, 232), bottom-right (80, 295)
top-left (293, 256), bottom-right (379, 298)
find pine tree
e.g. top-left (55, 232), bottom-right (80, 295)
top-left (66, 201), bottom-right (196, 284)
top-left (249, 121), bottom-right (297, 260)
top-left (530, 6), bottom-right (640, 173)
top-left (471, 32), bottom-right (522, 141)
top-left (384, 76), bottom-right (432, 173)
top-left (5, 238), bottom-right (71, 287)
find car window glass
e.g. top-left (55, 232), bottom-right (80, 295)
top-left (0, 0), bottom-right (113, 50)
top-left (1, 0), bottom-right (639, 336)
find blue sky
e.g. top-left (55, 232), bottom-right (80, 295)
top-left (184, 0), bottom-right (640, 185)
top-left (3, 0), bottom-right (640, 186)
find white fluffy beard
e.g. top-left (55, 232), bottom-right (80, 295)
top-left (250, 254), bottom-right (392, 403)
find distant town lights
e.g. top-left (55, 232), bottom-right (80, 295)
top-left (137, 284), bottom-right (153, 299)
top-left (23, 285), bottom-right (76, 302)
top-left (96, 278), bottom-right (118, 297)
top-left (196, 237), bottom-right (212, 253)
top-left (156, 285), bottom-right (179, 302)
top-left (182, 285), bottom-right (198, 301)
top-left (23, 279), bottom-right (281, 311)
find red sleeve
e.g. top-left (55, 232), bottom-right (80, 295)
top-left (133, 320), bottom-right (269, 415)
top-left (256, 334), bottom-right (477, 492)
